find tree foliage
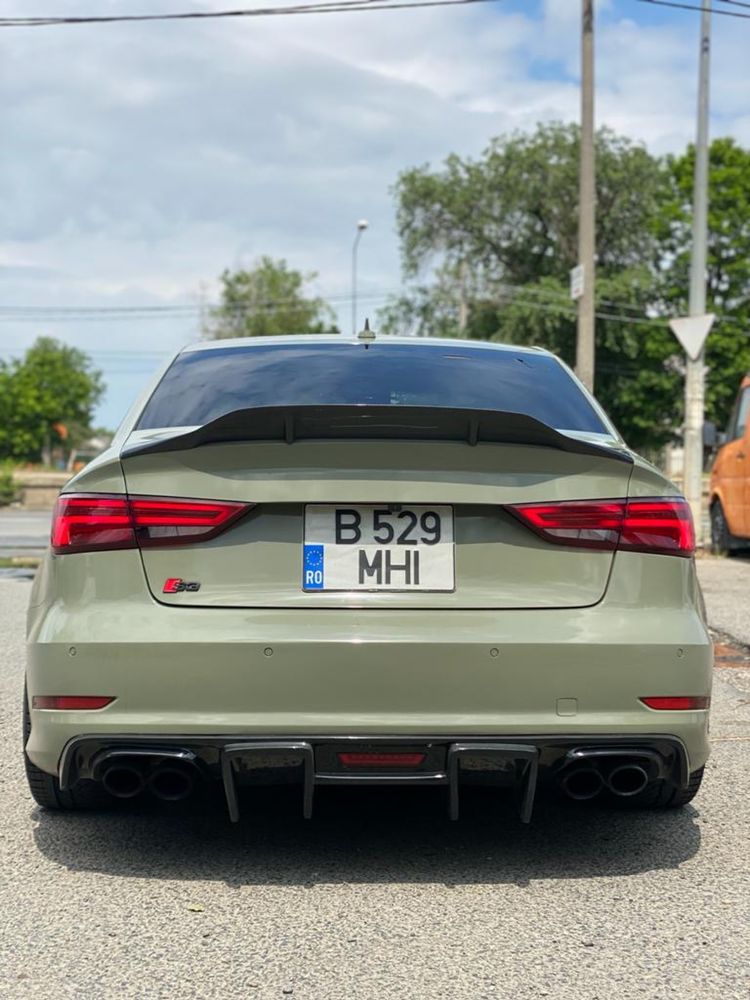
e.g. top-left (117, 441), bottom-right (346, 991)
top-left (381, 124), bottom-right (750, 452)
top-left (656, 138), bottom-right (750, 434)
top-left (395, 123), bottom-right (662, 285)
top-left (0, 338), bottom-right (104, 464)
top-left (205, 257), bottom-right (337, 339)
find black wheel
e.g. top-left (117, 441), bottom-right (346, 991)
top-left (608, 767), bottom-right (704, 810)
top-left (710, 501), bottom-right (743, 556)
top-left (22, 685), bottom-right (101, 811)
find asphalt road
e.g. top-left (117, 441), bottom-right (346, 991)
top-left (1, 569), bottom-right (749, 1000)
top-left (697, 554), bottom-right (750, 647)
top-left (0, 508), bottom-right (51, 557)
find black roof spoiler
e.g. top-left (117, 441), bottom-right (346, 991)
top-left (121, 405), bottom-right (633, 464)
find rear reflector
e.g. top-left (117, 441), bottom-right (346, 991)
top-left (640, 696), bottom-right (710, 711)
top-left (32, 695), bottom-right (115, 710)
top-left (51, 494), bottom-right (251, 554)
top-left (508, 497), bottom-right (694, 557)
top-left (337, 752), bottom-right (427, 768)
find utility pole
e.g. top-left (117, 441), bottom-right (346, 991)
top-left (683, 1), bottom-right (712, 544)
top-left (458, 260), bottom-right (469, 335)
top-left (576, 0), bottom-right (596, 392)
top-left (351, 219), bottom-right (368, 335)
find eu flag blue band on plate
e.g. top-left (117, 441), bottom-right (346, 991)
top-left (303, 544), bottom-right (325, 590)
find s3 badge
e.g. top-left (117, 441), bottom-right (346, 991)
top-left (163, 578), bottom-right (201, 593)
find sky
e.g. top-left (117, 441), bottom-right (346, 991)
top-left (1, 0), bottom-right (749, 428)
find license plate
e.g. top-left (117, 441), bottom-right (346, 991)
top-left (303, 505), bottom-right (454, 592)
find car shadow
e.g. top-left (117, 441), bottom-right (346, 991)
top-left (31, 785), bottom-right (702, 887)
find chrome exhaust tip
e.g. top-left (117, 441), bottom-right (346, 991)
top-left (560, 766), bottom-right (604, 801)
top-left (101, 764), bottom-right (145, 800)
top-left (147, 764), bottom-right (195, 802)
top-left (607, 763), bottom-right (649, 798)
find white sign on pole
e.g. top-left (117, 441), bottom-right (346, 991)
top-left (570, 264), bottom-right (585, 301)
top-left (668, 314), bottom-right (715, 361)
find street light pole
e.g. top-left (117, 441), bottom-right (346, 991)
top-left (576, 0), bottom-right (596, 392)
top-left (351, 219), bottom-right (368, 335)
top-left (683, 1), bottom-right (712, 543)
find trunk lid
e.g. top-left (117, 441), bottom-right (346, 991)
top-left (120, 408), bottom-right (632, 610)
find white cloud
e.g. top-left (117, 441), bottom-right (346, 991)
top-left (0, 0), bottom-right (746, 424)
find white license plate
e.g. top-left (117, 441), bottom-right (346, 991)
top-left (303, 505), bottom-right (454, 592)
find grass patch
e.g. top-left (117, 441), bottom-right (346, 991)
top-left (0, 556), bottom-right (41, 569)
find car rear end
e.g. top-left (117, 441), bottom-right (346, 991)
top-left (25, 337), bottom-right (712, 821)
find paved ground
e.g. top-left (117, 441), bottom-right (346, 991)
top-left (1, 566), bottom-right (749, 1000)
top-left (698, 554), bottom-right (750, 647)
top-left (0, 508), bottom-right (51, 557)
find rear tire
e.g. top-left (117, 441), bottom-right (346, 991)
top-left (710, 501), bottom-right (744, 556)
top-left (609, 767), bottom-right (704, 810)
top-left (22, 685), bottom-right (101, 811)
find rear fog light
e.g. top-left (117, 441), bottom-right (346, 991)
top-left (32, 696), bottom-right (115, 710)
top-left (337, 752), bottom-right (427, 768)
top-left (640, 696), bottom-right (710, 710)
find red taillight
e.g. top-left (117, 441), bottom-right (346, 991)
top-left (32, 695), bottom-right (115, 710)
top-left (337, 752), bottom-right (426, 768)
top-left (508, 497), bottom-right (694, 557)
top-left (129, 497), bottom-right (249, 547)
top-left (619, 499), bottom-right (695, 556)
top-left (51, 494), bottom-right (250, 554)
top-left (640, 696), bottom-right (710, 711)
top-left (507, 500), bottom-right (623, 550)
top-left (51, 495), bottom-right (133, 554)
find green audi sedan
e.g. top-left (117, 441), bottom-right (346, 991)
top-left (24, 334), bottom-right (711, 822)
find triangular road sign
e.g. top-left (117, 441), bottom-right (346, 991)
top-left (669, 314), bottom-right (715, 361)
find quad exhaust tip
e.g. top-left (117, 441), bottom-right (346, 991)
top-left (559, 765), bottom-right (604, 801)
top-left (607, 763), bottom-right (649, 797)
top-left (560, 760), bottom-right (652, 801)
top-left (101, 764), bottom-right (145, 799)
top-left (147, 764), bottom-right (195, 802)
top-left (98, 755), bottom-right (197, 802)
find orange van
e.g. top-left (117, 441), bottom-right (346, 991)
top-left (709, 373), bottom-right (750, 553)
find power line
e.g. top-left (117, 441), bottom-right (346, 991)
top-left (492, 289), bottom-right (670, 328)
top-left (0, 0), bottom-right (742, 31)
top-left (0, 0), bottom-right (364, 27)
top-left (0, 292), bottom-right (397, 310)
top-left (0, 294), bottom-right (659, 327)
top-left (0, 291), bottom-right (741, 332)
top-left (0, 0), bottom-right (504, 30)
top-left (0, 279), bottom-right (746, 335)
top-left (492, 280), bottom-right (654, 317)
top-left (0, 284), bottom-right (654, 318)
top-left (637, 0), bottom-right (750, 19)
top-left (0, 292), bottom-right (395, 321)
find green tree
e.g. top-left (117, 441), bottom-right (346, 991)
top-left (393, 122), bottom-right (663, 286)
top-left (205, 257), bottom-right (337, 339)
top-left (656, 138), bottom-right (750, 433)
top-left (379, 123), bottom-right (685, 451)
top-left (0, 338), bottom-right (104, 464)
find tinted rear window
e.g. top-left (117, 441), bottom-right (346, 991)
top-left (137, 342), bottom-right (607, 433)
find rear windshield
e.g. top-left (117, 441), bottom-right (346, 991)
top-left (137, 342), bottom-right (608, 434)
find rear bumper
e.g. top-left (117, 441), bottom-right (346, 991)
top-left (26, 629), bottom-right (712, 779)
top-left (25, 549), bottom-right (713, 778)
